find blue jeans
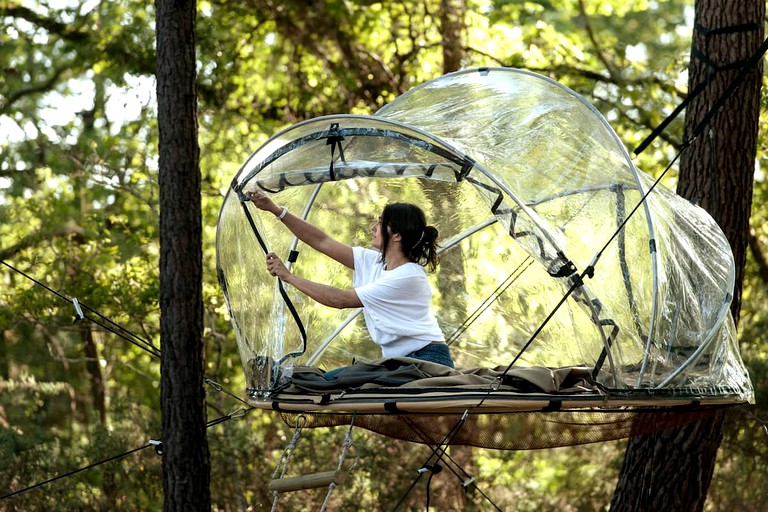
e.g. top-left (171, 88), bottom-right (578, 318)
top-left (322, 343), bottom-right (454, 380)
top-left (406, 343), bottom-right (455, 368)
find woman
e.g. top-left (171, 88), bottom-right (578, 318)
top-left (246, 189), bottom-right (454, 370)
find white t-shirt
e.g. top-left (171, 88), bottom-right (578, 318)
top-left (353, 247), bottom-right (445, 357)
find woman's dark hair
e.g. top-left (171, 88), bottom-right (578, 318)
top-left (380, 202), bottom-right (439, 271)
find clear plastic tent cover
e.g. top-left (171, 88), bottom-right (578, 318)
top-left (216, 68), bottom-right (753, 403)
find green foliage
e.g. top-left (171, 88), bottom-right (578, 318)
top-left (1, 0), bottom-right (766, 509)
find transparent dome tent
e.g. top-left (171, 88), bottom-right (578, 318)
top-left (216, 68), bottom-right (753, 449)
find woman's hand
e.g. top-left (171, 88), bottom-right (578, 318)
top-left (245, 189), bottom-right (279, 215)
top-left (266, 252), bottom-right (290, 280)
top-left (264, 250), bottom-right (362, 308)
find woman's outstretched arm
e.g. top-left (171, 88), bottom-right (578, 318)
top-left (265, 252), bottom-right (362, 308)
top-left (246, 190), bottom-right (354, 269)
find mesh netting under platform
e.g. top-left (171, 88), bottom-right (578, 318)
top-left (280, 407), bottom-right (725, 450)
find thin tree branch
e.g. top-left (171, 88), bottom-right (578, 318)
top-left (748, 227), bottom-right (768, 284)
top-left (577, 0), bottom-right (618, 79)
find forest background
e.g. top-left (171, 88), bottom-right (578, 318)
top-left (1, 0), bottom-right (767, 510)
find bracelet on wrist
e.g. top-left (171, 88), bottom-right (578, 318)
top-left (276, 206), bottom-right (288, 220)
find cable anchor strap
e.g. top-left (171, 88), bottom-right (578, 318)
top-left (149, 439), bottom-right (163, 456)
top-left (72, 297), bottom-right (85, 323)
top-left (455, 156), bottom-right (475, 181)
top-left (417, 464), bottom-right (442, 475)
top-left (692, 22), bottom-right (763, 71)
top-left (635, 31), bottom-right (768, 156)
top-left (205, 378), bottom-right (223, 392)
top-left (695, 20), bottom-right (762, 37)
top-left (326, 122), bottom-right (346, 181)
top-left (229, 407), bottom-right (246, 419)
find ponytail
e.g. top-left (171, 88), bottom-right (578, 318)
top-left (380, 203), bottom-right (440, 271)
top-left (410, 225), bottom-right (439, 271)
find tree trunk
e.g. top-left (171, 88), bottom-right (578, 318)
top-left (156, 0), bottom-right (211, 510)
top-left (79, 324), bottom-right (106, 427)
top-left (611, 1), bottom-right (764, 510)
top-left (440, 0), bottom-right (465, 74)
top-left (676, 0), bottom-right (763, 324)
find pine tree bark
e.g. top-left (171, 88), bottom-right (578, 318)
top-left (611, 1), bottom-right (764, 510)
top-left (440, 0), bottom-right (465, 74)
top-left (676, 0), bottom-right (763, 324)
top-left (156, 0), bottom-right (211, 510)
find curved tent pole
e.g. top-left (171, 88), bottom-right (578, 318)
top-left (655, 294), bottom-right (734, 389)
top-left (525, 182), bottom-right (641, 207)
top-left (467, 159), bottom-right (621, 383)
top-left (236, 121), bottom-right (471, 189)
top-left (565, 79), bottom-right (663, 381)
top-left (305, 311), bottom-right (362, 367)
top-left (286, 183), bottom-right (324, 273)
top-left (529, 182), bottom-right (648, 340)
top-left (233, 112), bottom-right (577, 281)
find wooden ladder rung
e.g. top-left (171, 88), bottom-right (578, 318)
top-left (269, 470), bottom-right (346, 493)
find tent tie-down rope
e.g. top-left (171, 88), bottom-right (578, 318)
top-left (0, 348), bottom-right (250, 502)
top-left (0, 399), bottom-right (252, 502)
top-left (634, 25), bottom-right (768, 156)
top-left (0, 259), bottom-right (161, 358)
top-left (0, 442), bottom-right (156, 502)
top-left (269, 414), bottom-right (358, 512)
top-left (445, 256), bottom-right (534, 346)
top-left (392, 412), bottom-right (503, 512)
top-left (0, 257), bottom-right (254, 414)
